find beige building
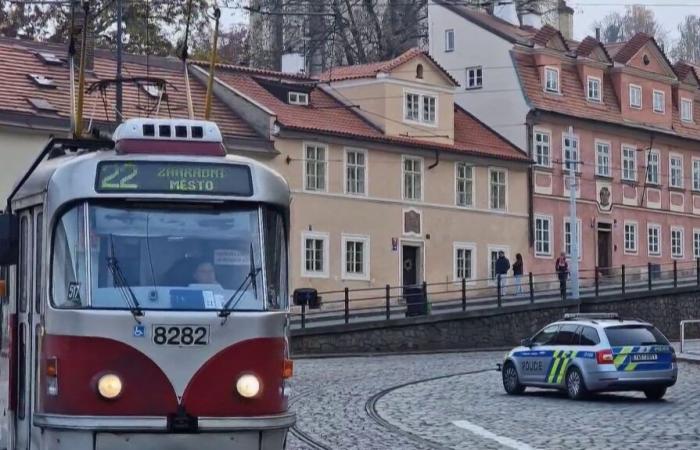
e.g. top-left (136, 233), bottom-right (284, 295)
top-left (0, 38), bottom-right (530, 294)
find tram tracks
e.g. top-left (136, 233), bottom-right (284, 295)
top-left (288, 367), bottom-right (496, 450)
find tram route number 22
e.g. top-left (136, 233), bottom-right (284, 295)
top-left (152, 325), bottom-right (209, 346)
top-left (100, 163), bottom-right (139, 190)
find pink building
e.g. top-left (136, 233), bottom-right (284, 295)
top-left (429, 2), bottom-right (700, 277)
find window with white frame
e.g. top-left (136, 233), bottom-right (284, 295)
top-left (302, 232), bottom-right (328, 277)
top-left (647, 150), bottom-right (660, 184)
top-left (563, 134), bottom-right (579, 172)
top-left (342, 235), bottom-right (369, 279)
top-left (544, 67), bottom-right (559, 93)
top-left (670, 155), bottom-right (683, 188)
top-left (403, 157), bottom-right (422, 201)
top-left (288, 91), bottom-right (309, 105)
top-left (455, 162), bottom-right (473, 207)
top-left (564, 218), bottom-right (582, 258)
top-left (445, 29), bottom-right (455, 52)
top-left (535, 215), bottom-right (552, 257)
top-left (671, 227), bottom-right (684, 258)
top-left (489, 168), bottom-right (506, 210)
top-left (405, 93), bottom-right (437, 125)
top-left (629, 84), bottom-right (642, 108)
top-left (693, 159), bottom-right (700, 191)
top-left (345, 149), bottom-right (366, 195)
top-left (587, 76), bottom-right (601, 101)
top-left (622, 146), bottom-right (636, 181)
top-left (304, 143), bottom-right (327, 191)
top-left (596, 141), bottom-right (610, 176)
top-left (466, 66), bottom-right (483, 89)
top-left (653, 90), bottom-right (665, 113)
top-left (454, 243), bottom-right (476, 281)
top-left (648, 225), bottom-right (661, 256)
top-left (681, 98), bottom-right (694, 123)
top-left (694, 230), bottom-right (700, 259)
top-left (624, 222), bottom-right (638, 254)
top-left (534, 130), bottom-right (551, 167)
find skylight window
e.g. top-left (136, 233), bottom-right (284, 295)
top-left (288, 91), bottom-right (309, 105)
top-left (27, 98), bottom-right (57, 112)
top-left (37, 52), bottom-right (62, 65)
top-left (142, 84), bottom-right (163, 98)
top-left (27, 74), bottom-right (56, 88)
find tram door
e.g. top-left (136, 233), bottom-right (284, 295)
top-left (15, 207), bottom-right (42, 450)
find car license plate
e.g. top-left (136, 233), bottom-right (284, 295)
top-left (152, 325), bottom-right (209, 346)
top-left (631, 353), bottom-right (658, 362)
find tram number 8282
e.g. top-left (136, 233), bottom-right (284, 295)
top-left (152, 325), bottom-right (210, 346)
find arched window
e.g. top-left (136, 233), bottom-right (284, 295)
top-left (416, 64), bottom-right (424, 79)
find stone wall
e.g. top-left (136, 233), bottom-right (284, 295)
top-left (291, 286), bottom-right (700, 355)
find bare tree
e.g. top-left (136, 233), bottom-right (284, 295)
top-left (593, 5), bottom-right (667, 47)
top-left (670, 15), bottom-right (700, 64)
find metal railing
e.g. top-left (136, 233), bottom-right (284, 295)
top-left (291, 259), bottom-right (700, 329)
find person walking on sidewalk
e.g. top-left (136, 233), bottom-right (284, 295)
top-left (555, 252), bottom-right (569, 300)
top-left (495, 251), bottom-right (510, 298)
top-left (512, 253), bottom-right (524, 296)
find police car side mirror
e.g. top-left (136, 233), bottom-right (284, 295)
top-left (0, 213), bottom-right (19, 266)
top-left (521, 338), bottom-right (532, 347)
top-left (293, 288), bottom-right (321, 309)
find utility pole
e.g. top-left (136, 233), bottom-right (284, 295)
top-left (116, 0), bottom-right (123, 123)
top-left (567, 125), bottom-right (580, 300)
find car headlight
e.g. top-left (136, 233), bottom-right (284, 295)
top-left (236, 374), bottom-right (261, 398)
top-left (97, 374), bottom-right (123, 399)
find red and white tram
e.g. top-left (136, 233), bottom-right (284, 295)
top-left (0, 118), bottom-right (294, 449)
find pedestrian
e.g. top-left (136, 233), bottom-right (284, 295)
top-left (512, 253), bottom-right (524, 296)
top-left (555, 251), bottom-right (569, 300)
top-left (495, 251), bottom-right (510, 298)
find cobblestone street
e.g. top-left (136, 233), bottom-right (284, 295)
top-left (288, 352), bottom-right (700, 450)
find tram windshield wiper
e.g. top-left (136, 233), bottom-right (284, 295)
top-left (219, 243), bottom-right (261, 322)
top-left (106, 234), bottom-right (144, 323)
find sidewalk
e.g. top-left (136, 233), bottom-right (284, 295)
top-left (673, 342), bottom-right (700, 364)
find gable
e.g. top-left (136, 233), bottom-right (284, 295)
top-left (626, 42), bottom-right (676, 78)
top-left (546, 34), bottom-right (568, 52)
top-left (589, 46), bottom-right (610, 64)
top-left (389, 54), bottom-right (458, 88)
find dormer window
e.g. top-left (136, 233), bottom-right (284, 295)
top-left (544, 67), bottom-right (559, 93)
top-left (681, 98), bottom-right (694, 122)
top-left (586, 76), bottom-right (601, 102)
top-left (629, 84), bottom-right (642, 109)
top-left (653, 90), bottom-right (665, 114)
top-left (404, 91), bottom-right (437, 125)
top-left (288, 91), bottom-right (309, 105)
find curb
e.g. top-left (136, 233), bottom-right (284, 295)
top-left (677, 355), bottom-right (700, 364)
top-left (291, 346), bottom-right (511, 359)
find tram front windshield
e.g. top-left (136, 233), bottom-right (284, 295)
top-left (52, 203), bottom-right (287, 311)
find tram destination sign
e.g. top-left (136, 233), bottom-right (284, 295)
top-left (95, 161), bottom-right (253, 196)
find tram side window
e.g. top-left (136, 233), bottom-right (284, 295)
top-left (52, 205), bottom-right (89, 307)
top-left (263, 208), bottom-right (287, 310)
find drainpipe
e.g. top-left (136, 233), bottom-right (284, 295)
top-left (428, 150), bottom-right (440, 170)
top-left (526, 114), bottom-right (535, 248)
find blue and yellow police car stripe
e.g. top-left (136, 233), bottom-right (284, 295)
top-left (545, 350), bottom-right (577, 384)
top-left (612, 346), bottom-right (672, 372)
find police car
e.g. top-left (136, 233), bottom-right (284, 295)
top-left (502, 313), bottom-right (677, 400)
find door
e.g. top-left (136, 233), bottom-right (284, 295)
top-left (15, 210), bottom-right (33, 450)
top-left (402, 245), bottom-right (424, 316)
top-left (597, 231), bottom-right (612, 269)
top-left (402, 245), bottom-right (418, 287)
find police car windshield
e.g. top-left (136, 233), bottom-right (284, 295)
top-left (604, 325), bottom-right (669, 347)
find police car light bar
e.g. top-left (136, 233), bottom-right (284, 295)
top-left (113, 118), bottom-right (225, 156)
top-left (563, 313), bottom-right (620, 320)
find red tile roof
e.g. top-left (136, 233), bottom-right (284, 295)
top-left (610, 33), bottom-right (652, 63)
top-left (674, 61), bottom-right (700, 85)
top-left (575, 36), bottom-right (611, 61)
top-left (204, 64), bottom-right (528, 162)
top-left (318, 48), bottom-right (459, 86)
top-left (532, 25), bottom-right (569, 51)
top-left (0, 38), bottom-right (259, 139)
top-left (512, 49), bottom-right (700, 141)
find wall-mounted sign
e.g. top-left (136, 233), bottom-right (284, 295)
top-left (392, 237), bottom-right (398, 252)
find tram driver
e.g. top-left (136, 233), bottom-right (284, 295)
top-left (191, 260), bottom-right (220, 286)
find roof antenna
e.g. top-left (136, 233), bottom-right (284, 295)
top-left (74, 0), bottom-right (90, 138)
top-left (180, 0), bottom-right (195, 119)
top-left (204, 6), bottom-right (221, 120)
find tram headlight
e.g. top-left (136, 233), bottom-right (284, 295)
top-left (97, 374), bottom-right (123, 399)
top-left (236, 374), bottom-right (261, 398)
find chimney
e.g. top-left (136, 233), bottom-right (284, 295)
top-left (557, 0), bottom-right (574, 40)
top-left (521, 9), bottom-right (543, 29)
top-left (493, 2), bottom-right (519, 27)
top-left (595, 27), bottom-right (601, 41)
top-left (72, 0), bottom-right (94, 71)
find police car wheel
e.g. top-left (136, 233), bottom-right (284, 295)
top-left (643, 386), bottom-right (666, 401)
top-left (502, 361), bottom-right (525, 395)
top-left (565, 367), bottom-right (588, 400)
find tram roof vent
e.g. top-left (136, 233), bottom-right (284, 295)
top-left (113, 118), bottom-right (225, 156)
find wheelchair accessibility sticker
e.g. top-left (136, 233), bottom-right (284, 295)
top-left (133, 325), bottom-right (146, 338)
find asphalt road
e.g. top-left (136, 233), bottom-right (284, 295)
top-left (287, 351), bottom-right (700, 449)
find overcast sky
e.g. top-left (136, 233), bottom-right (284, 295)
top-left (221, 1), bottom-right (697, 44)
